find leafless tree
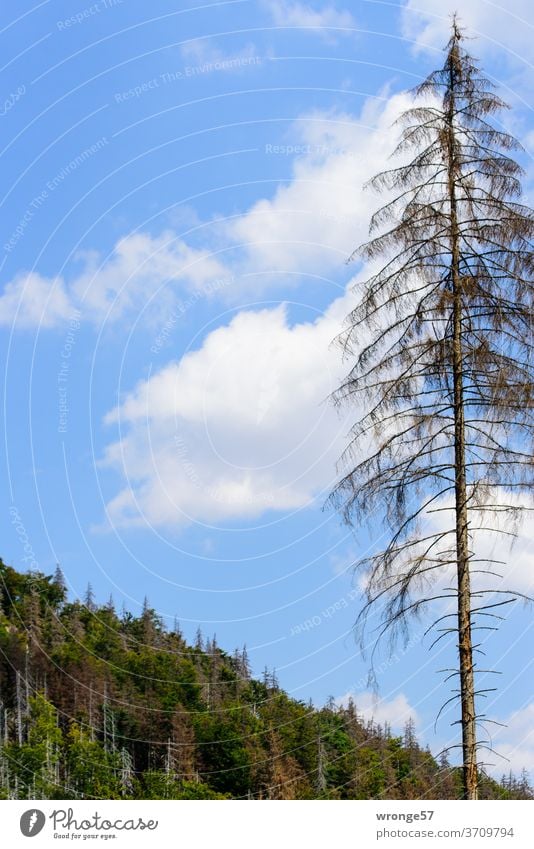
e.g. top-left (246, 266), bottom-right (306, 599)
top-left (331, 19), bottom-right (533, 799)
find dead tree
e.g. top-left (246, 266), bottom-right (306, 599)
top-left (331, 19), bottom-right (533, 799)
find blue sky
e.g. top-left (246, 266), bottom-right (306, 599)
top-left (1, 0), bottom-right (533, 776)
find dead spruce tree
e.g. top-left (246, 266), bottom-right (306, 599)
top-left (331, 20), bottom-right (533, 800)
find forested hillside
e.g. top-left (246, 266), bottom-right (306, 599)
top-left (0, 559), bottom-right (530, 800)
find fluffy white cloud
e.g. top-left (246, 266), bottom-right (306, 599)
top-left (0, 232), bottom-right (228, 329)
top-left (96, 92), bottom-right (424, 529)
top-left (339, 691), bottom-right (419, 730)
top-left (1, 92), bottom-right (411, 330)
top-left (268, 1), bottom-right (356, 39)
top-left (0, 271), bottom-right (75, 328)
top-left (101, 292), bottom-right (357, 528)
top-left (70, 231), bottom-right (227, 322)
top-left (2, 86), bottom-right (417, 333)
top-left (228, 92), bottom-right (413, 279)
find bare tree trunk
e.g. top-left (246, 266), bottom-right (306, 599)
top-left (447, 43), bottom-right (478, 801)
top-left (452, 230), bottom-right (478, 801)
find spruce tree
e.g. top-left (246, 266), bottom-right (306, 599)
top-left (331, 19), bottom-right (533, 800)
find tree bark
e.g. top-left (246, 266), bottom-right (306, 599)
top-left (446, 32), bottom-right (478, 801)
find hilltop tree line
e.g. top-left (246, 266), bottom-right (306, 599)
top-left (0, 559), bottom-right (530, 800)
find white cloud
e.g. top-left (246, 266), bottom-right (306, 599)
top-left (0, 271), bottom-right (75, 328)
top-left (0, 232), bottom-right (228, 329)
top-left (268, 1), bottom-right (356, 40)
top-left (70, 231), bottom-right (227, 322)
top-left (2, 91), bottom-right (414, 331)
top-left (92, 91), bottom-right (423, 529)
top-left (339, 691), bottom-right (419, 730)
top-left (228, 92), bottom-right (414, 280)
top-left (96, 88), bottom-right (531, 535)
top-left (101, 293), bottom-right (357, 528)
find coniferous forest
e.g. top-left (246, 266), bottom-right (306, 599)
top-left (0, 559), bottom-right (531, 801)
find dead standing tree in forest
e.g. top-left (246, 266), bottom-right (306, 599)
top-left (331, 20), bottom-right (533, 800)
